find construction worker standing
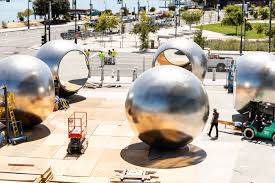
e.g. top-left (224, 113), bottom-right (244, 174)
top-left (208, 108), bottom-right (219, 138)
top-left (98, 51), bottom-right (105, 67)
top-left (111, 49), bottom-right (117, 65)
top-left (84, 49), bottom-right (91, 77)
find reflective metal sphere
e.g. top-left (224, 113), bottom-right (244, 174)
top-left (235, 53), bottom-right (275, 113)
top-left (36, 40), bottom-right (88, 97)
top-left (152, 39), bottom-right (208, 81)
top-left (0, 55), bottom-right (55, 128)
top-left (125, 66), bottom-right (209, 149)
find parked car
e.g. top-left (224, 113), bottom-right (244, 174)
top-left (207, 54), bottom-right (234, 72)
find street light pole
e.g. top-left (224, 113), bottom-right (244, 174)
top-left (90, 0), bottom-right (93, 22)
top-left (137, 0), bottom-right (140, 20)
top-left (74, 0), bottom-right (77, 44)
top-left (269, 0), bottom-right (272, 53)
top-left (121, 0), bottom-right (124, 33)
top-left (27, 0), bottom-right (30, 29)
top-left (48, 1), bottom-right (51, 41)
top-left (240, 0), bottom-right (245, 55)
top-left (217, 0), bottom-right (220, 22)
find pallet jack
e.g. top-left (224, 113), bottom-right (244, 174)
top-left (67, 112), bottom-right (88, 154)
top-left (0, 85), bottom-right (27, 145)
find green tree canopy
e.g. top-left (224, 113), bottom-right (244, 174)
top-left (259, 6), bottom-right (269, 20)
top-left (121, 7), bottom-right (129, 16)
top-left (181, 9), bottom-right (203, 30)
top-left (221, 5), bottom-right (243, 35)
top-left (168, 4), bottom-right (176, 11)
top-left (33, 0), bottom-right (70, 19)
top-left (149, 7), bottom-right (156, 12)
top-left (132, 11), bottom-right (159, 51)
top-left (94, 12), bottom-right (119, 32)
top-left (17, 9), bottom-right (34, 21)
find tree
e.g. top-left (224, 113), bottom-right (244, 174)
top-left (259, 6), bottom-right (269, 20)
top-left (132, 11), bottom-right (159, 51)
top-left (181, 9), bottom-right (203, 30)
top-left (221, 5), bottom-right (243, 36)
top-left (102, 9), bottom-right (112, 15)
top-left (94, 12), bottom-right (119, 33)
top-left (193, 30), bottom-right (206, 49)
top-left (168, 4), bottom-right (176, 11)
top-left (33, 0), bottom-right (70, 20)
top-left (17, 9), bottom-right (34, 22)
top-left (17, 11), bottom-right (25, 21)
top-left (121, 7), bottom-right (129, 16)
top-left (150, 7), bottom-right (156, 12)
top-left (255, 24), bottom-right (265, 34)
top-left (245, 22), bottom-right (252, 31)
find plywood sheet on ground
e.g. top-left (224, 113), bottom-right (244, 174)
top-left (0, 173), bottom-right (38, 182)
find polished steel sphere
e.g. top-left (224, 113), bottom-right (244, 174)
top-left (36, 40), bottom-right (88, 97)
top-left (235, 53), bottom-right (275, 113)
top-left (152, 39), bottom-right (208, 81)
top-left (0, 55), bottom-right (55, 128)
top-left (125, 66), bottom-right (209, 149)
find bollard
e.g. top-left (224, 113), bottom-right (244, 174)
top-left (100, 68), bottom-right (104, 81)
top-left (134, 68), bottom-right (138, 80)
top-left (132, 69), bottom-right (137, 82)
top-left (212, 68), bottom-right (216, 81)
top-left (100, 59), bottom-right (104, 67)
top-left (117, 69), bottom-right (120, 82)
top-left (142, 56), bottom-right (146, 72)
top-left (111, 69), bottom-right (115, 78)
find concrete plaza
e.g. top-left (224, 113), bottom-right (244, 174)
top-left (0, 82), bottom-right (274, 183)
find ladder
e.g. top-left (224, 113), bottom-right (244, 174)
top-left (7, 94), bottom-right (19, 137)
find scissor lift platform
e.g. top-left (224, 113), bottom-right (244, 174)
top-left (67, 112), bottom-right (88, 154)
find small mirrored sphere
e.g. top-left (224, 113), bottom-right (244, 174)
top-left (0, 55), bottom-right (55, 128)
top-left (125, 66), bottom-right (209, 149)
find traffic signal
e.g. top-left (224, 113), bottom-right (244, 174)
top-left (41, 35), bottom-right (47, 45)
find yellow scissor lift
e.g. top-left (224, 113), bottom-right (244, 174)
top-left (0, 86), bottom-right (27, 145)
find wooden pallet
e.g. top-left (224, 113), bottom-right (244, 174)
top-left (0, 163), bottom-right (53, 183)
top-left (110, 169), bottom-right (160, 183)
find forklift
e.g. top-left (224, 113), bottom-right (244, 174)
top-left (0, 85), bottom-right (27, 145)
top-left (243, 101), bottom-right (275, 142)
top-left (67, 112), bottom-right (88, 154)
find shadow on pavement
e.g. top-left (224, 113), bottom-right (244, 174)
top-left (241, 137), bottom-right (275, 147)
top-left (120, 142), bottom-right (207, 169)
top-left (67, 94), bottom-right (86, 104)
top-left (24, 124), bottom-right (50, 142)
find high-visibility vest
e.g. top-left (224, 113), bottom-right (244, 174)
top-left (112, 51), bottom-right (117, 57)
top-left (99, 52), bottom-right (105, 60)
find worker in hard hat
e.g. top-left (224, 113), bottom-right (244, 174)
top-left (111, 49), bottom-right (117, 65)
top-left (84, 49), bottom-right (92, 77)
top-left (98, 51), bottom-right (105, 67)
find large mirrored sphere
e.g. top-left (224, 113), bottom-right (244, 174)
top-left (234, 53), bottom-right (275, 113)
top-left (36, 40), bottom-right (88, 97)
top-left (125, 66), bottom-right (209, 149)
top-left (0, 55), bottom-right (55, 128)
top-left (152, 39), bottom-right (208, 81)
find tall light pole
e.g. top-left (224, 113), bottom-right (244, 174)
top-left (48, 0), bottom-right (52, 41)
top-left (27, 0), bottom-right (30, 29)
top-left (217, 0), bottom-right (220, 22)
top-left (90, 0), bottom-right (93, 22)
top-left (269, 0), bottom-right (272, 52)
top-left (74, 0), bottom-right (77, 44)
top-left (137, 0), bottom-right (140, 19)
top-left (240, 0), bottom-right (245, 55)
top-left (147, 0), bottom-right (149, 12)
